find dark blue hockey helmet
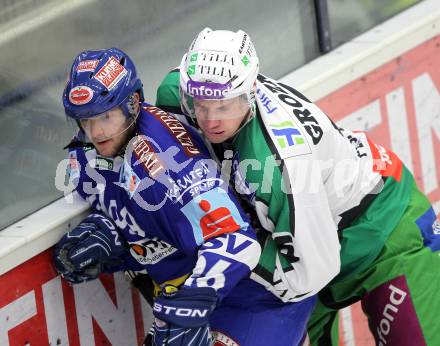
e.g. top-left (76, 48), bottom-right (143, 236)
top-left (63, 48), bottom-right (144, 120)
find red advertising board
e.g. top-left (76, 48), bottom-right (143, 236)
top-left (0, 250), bottom-right (150, 346)
top-left (318, 34), bottom-right (440, 210)
top-left (318, 35), bottom-right (440, 345)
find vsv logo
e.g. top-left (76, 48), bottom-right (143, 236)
top-left (270, 120), bottom-right (305, 149)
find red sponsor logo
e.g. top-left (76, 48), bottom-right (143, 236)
top-left (69, 153), bottom-right (78, 171)
top-left (76, 59), bottom-right (99, 72)
top-left (199, 199), bottom-right (240, 240)
top-left (68, 86), bottom-right (93, 105)
top-left (366, 137), bottom-right (403, 182)
top-left (69, 153), bottom-right (77, 167)
top-left (129, 174), bottom-right (138, 194)
top-left (94, 56), bottom-right (127, 90)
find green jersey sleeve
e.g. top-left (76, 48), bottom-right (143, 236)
top-left (155, 69), bottom-right (181, 111)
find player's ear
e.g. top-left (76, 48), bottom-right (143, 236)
top-left (133, 92), bottom-right (141, 114)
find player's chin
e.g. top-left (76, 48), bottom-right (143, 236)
top-left (95, 140), bottom-right (116, 157)
top-left (205, 132), bottom-right (229, 144)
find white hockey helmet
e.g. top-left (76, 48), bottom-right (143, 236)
top-left (179, 27), bottom-right (259, 121)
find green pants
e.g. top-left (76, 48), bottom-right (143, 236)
top-left (308, 183), bottom-right (440, 345)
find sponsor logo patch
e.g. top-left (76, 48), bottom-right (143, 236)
top-left (257, 75), bottom-right (323, 145)
top-left (257, 87), bottom-right (312, 159)
top-left (190, 53), bottom-right (198, 62)
top-left (120, 160), bottom-right (141, 198)
top-left (95, 156), bottom-right (114, 170)
top-left (129, 238), bottom-right (177, 265)
top-left (187, 65), bottom-right (196, 75)
top-left (186, 80), bottom-right (232, 99)
top-left (131, 136), bottom-right (165, 177)
top-left (180, 188), bottom-right (247, 245)
top-left (366, 138), bottom-right (403, 182)
top-left (68, 86), bottom-right (94, 105)
top-left (198, 199), bottom-right (240, 239)
top-left (76, 59), bottom-right (99, 72)
top-left (94, 56), bottom-right (127, 90)
top-left (269, 120), bottom-right (306, 148)
top-left (241, 55), bottom-right (250, 66)
top-left (67, 150), bottom-right (80, 180)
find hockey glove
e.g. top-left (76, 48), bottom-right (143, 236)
top-left (143, 285), bottom-right (217, 346)
top-left (143, 319), bottom-right (212, 346)
top-left (153, 285), bottom-right (217, 328)
top-left (53, 213), bottom-right (127, 284)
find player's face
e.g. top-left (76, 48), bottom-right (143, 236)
top-left (193, 97), bottom-right (250, 143)
top-left (80, 107), bottom-right (134, 157)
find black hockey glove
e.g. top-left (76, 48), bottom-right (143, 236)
top-left (143, 285), bottom-right (217, 346)
top-left (53, 213), bottom-right (127, 284)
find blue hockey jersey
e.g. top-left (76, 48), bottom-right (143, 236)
top-left (66, 103), bottom-right (261, 300)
